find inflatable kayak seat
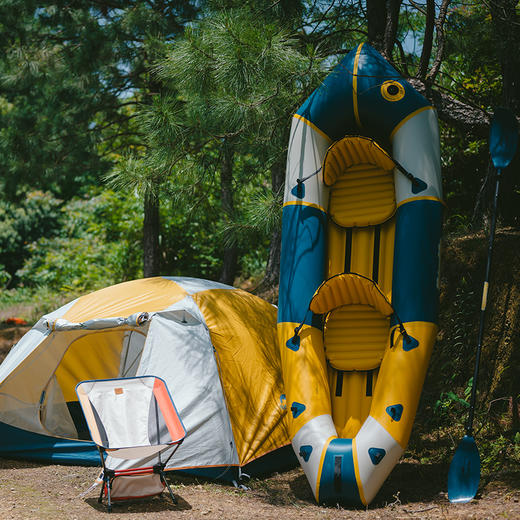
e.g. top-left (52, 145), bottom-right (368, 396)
top-left (76, 376), bottom-right (186, 512)
top-left (324, 305), bottom-right (389, 371)
top-left (322, 136), bottom-right (396, 228)
top-left (310, 274), bottom-right (395, 371)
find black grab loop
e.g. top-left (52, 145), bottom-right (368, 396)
top-left (300, 166), bottom-right (322, 184)
top-left (286, 307), bottom-right (311, 351)
top-left (390, 321), bottom-right (418, 351)
top-left (291, 167), bottom-right (323, 199)
top-left (393, 159), bottom-right (428, 194)
top-left (390, 322), bottom-right (409, 348)
top-left (291, 314), bottom-right (307, 342)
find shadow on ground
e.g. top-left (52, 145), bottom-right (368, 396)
top-left (281, 462), bottom-right (449, 508)
top-left (85, 494), bottom-right (192, 513)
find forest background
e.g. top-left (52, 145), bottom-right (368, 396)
top-left (0, 0), bottom-right (519, 480)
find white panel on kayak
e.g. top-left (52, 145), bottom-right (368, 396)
top-left (392, 108), bottom-right (442, 205)
top-left (292, 414), bottom-right (337, 498)
top-left (285, 116), bottom-right (330, 208)
top-left (355, 416), bottom-right (404, 503)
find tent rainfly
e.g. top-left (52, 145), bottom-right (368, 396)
top-left (0, 277), bottom-right (294, 481)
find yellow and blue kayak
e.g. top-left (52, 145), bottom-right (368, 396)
top-left (277, 43), bottom-right (443, 505)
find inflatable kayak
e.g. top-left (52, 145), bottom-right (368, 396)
top-left (277, 43), bottom-right (443, 505)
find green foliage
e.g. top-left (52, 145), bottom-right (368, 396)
top-left (0, 285), bottom-right (80, 324)
top-left (157, 8), bottom-right (323, 152)
top-left (17, 189), bottom-right (143, 292)
top-left (158, 155), bottom-right (274, 280)
top-left (433, 388), bottom-right (470, 425)
top-left (0, 191), bottom-right (62, 284)
top-left (443, 4), bottom-right (502, 106)
top-left (98, 4), bottom-right (325, 283)
top-left (480, 433), bottom-right (520, 475)
top-left (0, 265), bottom-right (9, 288)
top-left (0, 0), bottom-right (198, 201)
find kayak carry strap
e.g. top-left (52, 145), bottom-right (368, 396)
top-left (392, 159), bottom-right (428, 194)
top-left (389, 319), bottom-right (414, 348)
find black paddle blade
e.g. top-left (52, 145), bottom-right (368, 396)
top-left (447, 435), bottom-right (480, 503)
top-left (489, 108), bottom-right (519, 170)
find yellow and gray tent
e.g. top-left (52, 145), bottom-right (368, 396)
top-left (0, 277), bottom-right (293, 480)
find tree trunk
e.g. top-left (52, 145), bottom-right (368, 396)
top-left (219, 142), bottom-right (238, 285)
top-left (260, 163), bottom-right (285, 290)
top-left (366, 0), bottom-right (387, 53)
top-left (143, 189), bottom-right (160, 277)
top-left (418, 0), bottom-right (435, 81)
top-left (489, 0), bottom-right (520, 113)
top-left (383, 0), bottom-right (402, 61)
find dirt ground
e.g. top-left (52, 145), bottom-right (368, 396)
top-left (0, 457), bottom-right (518, 520)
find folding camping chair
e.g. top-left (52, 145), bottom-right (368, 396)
top-left (76, 376), bottom-right (186, 512)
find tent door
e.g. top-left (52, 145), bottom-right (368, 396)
top-left (39, 329), bottom-right (147, 440)
top-left (39, 375), bottom-right (80, 439)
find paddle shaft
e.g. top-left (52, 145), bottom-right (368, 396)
top-left (466, 168), bottom-right (502, 436)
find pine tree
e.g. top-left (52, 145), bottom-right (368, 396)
top-left (0, 0), bottom-right (198, 276)
top-left (149, 5), bottom-right (323, 284)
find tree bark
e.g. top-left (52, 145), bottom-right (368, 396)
top-left (383, 0), bottom-right (402, 61)
top-left (418, 0), bottom-right (435, 81)
top-left (367, 0), bottom-right (387, 53)
top-left (219, 141), bottom-right (238, 285)
top-left (260, 163), bottom-right (285, 290)
top-left (143, 188), bottom-right (160, 277)
top-left (426, 0), bottom-right (451, 84)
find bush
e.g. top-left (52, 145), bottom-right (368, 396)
top-left (17, 188), bottom-right (143, 292)
top-left (0, 191), bottom-right (63, 285)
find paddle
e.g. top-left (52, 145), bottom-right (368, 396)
top-left (447, 108), bottom-right (518, 504)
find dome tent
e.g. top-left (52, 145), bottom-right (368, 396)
top-left (0, 277), bottom-right (293, 480)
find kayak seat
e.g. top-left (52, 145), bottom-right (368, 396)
top-left (317, 137), bottom-right (398, 371)
top-left (322, 136), bottom-right (396, 229)
top-left (310, 273), bottom-right (395, 371)
top-left (324, 305), bottom-right (389, 371)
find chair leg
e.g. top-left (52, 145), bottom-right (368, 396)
top-left (100, 472), bottom-right (114, 513)
top-left (98, 480), bottom-right (104, 504)
top-left (160, 470), bottom-right (177, 504)
top-left (106, 477), bottom-right (112, 513)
